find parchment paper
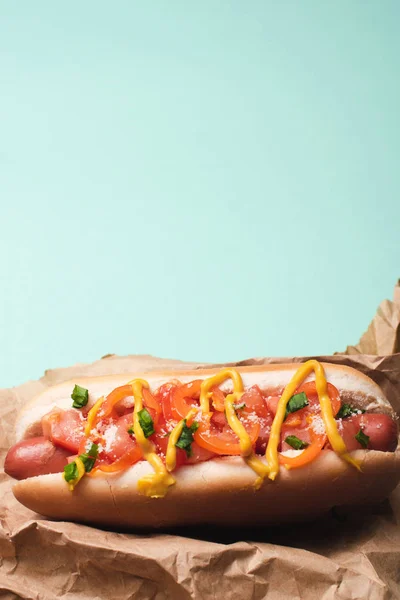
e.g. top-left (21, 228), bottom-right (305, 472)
top-left (1, 283), bottom-right (400, 600)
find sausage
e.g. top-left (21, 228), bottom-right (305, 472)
top-left (338, 414), bottom-right (398, 452)
top-left (4, 437), bottom-right (71, 480)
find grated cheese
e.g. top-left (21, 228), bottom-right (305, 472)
top-left (103, 424), bottom-right (118, 453)
top-left (310, 415), bottom-right (326, 435)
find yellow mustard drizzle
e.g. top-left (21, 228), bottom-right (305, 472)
top-left (166, 407), bottom-right (198, 472)
top-left (85, 396), bottom-right (105, 436)
top-left (200, 368), bottom-right (269, 488)
top-left (129, 378), bottom-right (175, 498)
top-left (265, 359), bottom-right (361, 480)
top-left (224, 378), bottom-right (270, 488)
top-left (64, 456), bottom-right (86, 491)
top-left (199, 368), bottom-right (244, 412)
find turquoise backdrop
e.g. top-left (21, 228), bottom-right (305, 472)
top-left (1, 2), bottom-right (399, 388)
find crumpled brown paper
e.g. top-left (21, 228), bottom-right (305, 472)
top-left (2, 285), bottom-right (400, 600)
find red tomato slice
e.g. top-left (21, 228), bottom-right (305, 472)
top-left (170, 380), bottom-right (202, 420)
top-left (255, 416), bottom-right (274, 454)
top-left (155, 383), bottom-right (179, 423)
top-left (275, 382), bottom-right (340, 468)
top-left (98, 413), bottom-right (141, 462)
top-left (184, 442), bottom-right (215, 464)
top-left (295, 382), bottom-right (341, 417)
top-left (265, 395), bottom-right (281, 416)
top-left (152, 416), bottom-right (215, 467)
top-left (194, 385), bottom-right (268, 456)
top-left (95, 445), bottom-right (142, 473)
top-left (100, 385), bottom-right (161, 425)
top-left (280, 424), bottom-right (312, 452)
top-left (266, 382), bottom-right (340, 420)
top-left (240, 386), bottom-right (273, 453)
top-left (240, 386), bottom-right (270, 419)
top-left (210, 387), bottom-right (226, 412)
top-left (194, 412), bottom-right (260, 456)
top-left (101, 384), bottom-right (133, 418)
top-left (279, 428), bottom-right (326, 469)
top-left (42, 409), bottom-right (85, 453)
top-left (211, 411), bottom-right (227, 429)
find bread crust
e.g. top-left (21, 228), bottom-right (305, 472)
top-left (13, 450), bottom-right (400, 528)
top-left (10, 362), bottom-right (400, 528)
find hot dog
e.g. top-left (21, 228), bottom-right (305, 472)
top-left (5, 361), bottom-right (400, 528)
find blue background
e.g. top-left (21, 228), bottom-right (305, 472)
top-left (1, 2), bottom-right (399, 388)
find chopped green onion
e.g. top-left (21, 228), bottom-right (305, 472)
top-left (355, 429), bottom-right (370, 448)
top-left (284, 435), bottom-right (309, 450)
top-left (71, 384), bottom-right (89, 409)
top-left (138, 408), bottom-right (155, 438)
top-left (63, 443), bottom-right (99, 483)
top-left (175, 420), bottom-right (199, 457)
top-left (285, 392), bottom-right (308, 419)
top-left (63, 462), bottom-right (79, 482)
top-left (337, 403), bottom-right (365, 419)
top-left (79, 443), bottom-right (99, 473)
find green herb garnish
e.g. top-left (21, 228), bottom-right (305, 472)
top-left (71, 384), bottom-right (89, 409)
top-left (284, 435), bottom-right (309, 450)
top-left (355, 429), bottom-right (370, 448)
top-left (138, 408), bottom-right (155, 438)
top-left (127, 426), bottom-right (135, 435)
top-left (175, 420), bottom-right (199, 457)
top-left (337, 403), bottom-right (364, 419)
top-left (63, 461), bottom-right (79, 482)
top-left (63, 443), bottom-right (99, 483)
top-left (79, 443), bottom-right (99, 473)
top-left (285, 392), bottom-right (309, 419)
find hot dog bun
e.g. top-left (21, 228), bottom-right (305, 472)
top-left (14, 363), bottom-right (395, 442)
top-left (13, 450), bottom-right (400, 528)
top-left (10, 363), bottom-right (400, 528)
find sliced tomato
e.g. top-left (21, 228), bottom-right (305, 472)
top-left (211, 410), bottom-right (227, 429)
top-left (155, 382), bottom-right (179, 423)
top-left (241, 386), bottom-right (270, 418)
top-left (265, 395), bottom-right (281, 416)
top-left (99, 385), bottom-right (161, 425)
top-left (152, 416), bottom-right (174, 457)
top-left (101, 384), bottom-right (133, 418)
top-left (274, 382), bottom-right (340, 465)
top-left (152, 416), bottom-right (215, 467)
top-left (185, 442), bottom-right (215, 464)
top-left (280, 424), bottom-right (312, 452)
top-left (142, 388), bottom-right (161, 421)
top-left (170, 380), bottom-right (202, 420)
top-left (295, 382), bottom-right (341, 417)
top-left (42, 409), bottom-right (85, 453)
top-left (255, 416), bottom-right (274, 454)
top-left (266, 382), bottom-right (340, 420)
top-left (210, 387), bottom-right (226, 411)
top-left (95, 445), bottom-right (142, 473)
top-left (239, 386), bottom-right (273, 453)
top-left (194, 385), bottom-right (269, 456)
top-left (266, 380), bottom-right (341, 453)
top-left (194, 412), bottom-right (260, 456)
top-left (279, 429), bottom-right (326, 469)
top-left (100, 413), bottom-right (141, 462)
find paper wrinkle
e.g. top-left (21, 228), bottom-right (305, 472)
top-left (2, 283), bottom-right (400, 599)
